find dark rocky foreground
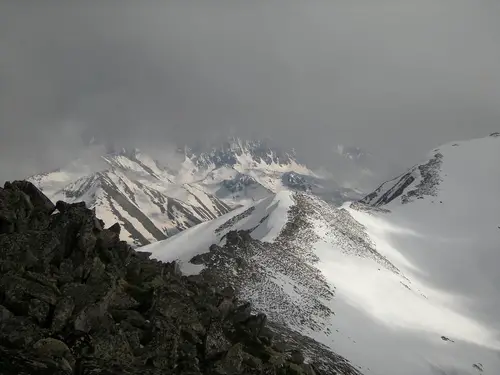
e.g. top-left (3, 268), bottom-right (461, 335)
top-left (0, 181), bottom-right (360, 375)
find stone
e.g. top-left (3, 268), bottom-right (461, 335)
top-left (0, 345), bottom-right (73, 375)
top-left (86, 256), bottom-right (106, 284)
top-left (28, 298), bottom-right (51, 324)
top-left (51, 296), bottom-right (75, 332)
top-left (205, 321), bottom-right (232, 359)
top-left (0, 304), bottom-right (14, 323)
top-left (109, 287), bottom-right (140, 310)
top-left (0, 231), bottom-right (60, 272)
top-left (71, 277), bottom-right (117, 333)
top-left (286, 363), bottom-right (305, 375)
top-left (74, 299), bottom-right (114, 333)
top-left (96, 228), bottom-right (120, 250)
top-left (108, 222), bottom-right (121, 234)
top-left (33, 338), bottom-right (75, 369)
top-left (63, 330), bottom-right (94, 358)
top-left (231, 302), bottom-right (252, 323)
top-left (259, 326), bottom-right (275, 345)
top-left (190, 253), bottom-right (211, 265)
top-left (55, 200), bottom-right (70, 213)
top-left (135, 251), bottom-right (152, 260)
top-left (218, 298), bottom-right (235, 318)
top-left (24, 271), bottom-right (60, 292)
top-left (57, 259), bottom-right (75, 285)
top-left (1, 273), bottom-right (58, 314)
top-left (92, 329), bottom-right (134, 364)
top-left (0, 185), bottom-right (33, 233)
top-left (301, 363), bottom-right (317, 375)
top-left (221, 286), bottom-right (236, 298)
top-left (113, 241), bottom-right (134, 265)
top-left (215, 343), bottom-right (244, 374)
top-left (266, 348), bottom-right (286, 367)
top-left (93, 216), bottom-right (104, 232)
top-left (9, 180), bottom-right (55, 215)
top-left (0, 316), bottom-right (44, 349)
top-left (243, 352), bottom-right (263, 370)
top-left (243, 313), bottom-right (267, 337)
top-left (111, 309), bottom-right (147, 328)
top-left (290, 350), bottom-right (305, 365)
top-left (76, 218), bottom-right (97, 258)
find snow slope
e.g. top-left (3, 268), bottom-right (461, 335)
top-left (141, 191), bottom-right (294, 275)
top-left (347, 134), bottom-right (500, 373)
top-left (140, 134), bottom-right (500, 375)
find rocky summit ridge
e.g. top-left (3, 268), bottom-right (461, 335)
top-left (0, 180), bottom-right (360, 375)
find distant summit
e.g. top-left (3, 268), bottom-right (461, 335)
top-left (188, 137), bottom-right (298, 170)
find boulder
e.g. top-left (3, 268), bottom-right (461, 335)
top-left (0, 305), bottom-right (14, 323)
top-left (9, 181), bottom-right (55, 215)
top-left (51, 296), bottom-right (75, 332)
top-left (290, 349), bottom-right (305, 365)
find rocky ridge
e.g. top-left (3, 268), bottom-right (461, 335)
top-left (0, 180), bottom-right (359, 375)
top-left (359, 152), bottom-right (443, 207)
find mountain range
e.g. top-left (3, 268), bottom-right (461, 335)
top-left (25, 133), bottom-right (500, 374)
top-left (28, 138), bottom-right (361, 247)
top-left (138, 133), bottom-right (500, 375)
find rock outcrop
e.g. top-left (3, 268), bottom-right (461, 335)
top-left (0, 181), bottom-right (357, 375)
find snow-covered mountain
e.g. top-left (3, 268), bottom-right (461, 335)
top-left (139, 134), bottom-right (500, 375)
top-left (181, 138), bottom-right (362, 206)
top-left (29, 147), bottom-right (232, 246)
top-left (29, 138), bottom-right (359, 246)
top-left (188, 138), bottom-right (300, 172)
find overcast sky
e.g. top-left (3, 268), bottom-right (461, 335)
top-left (1, 1), bottom-right (499, 181)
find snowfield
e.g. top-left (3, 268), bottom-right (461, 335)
top-left (139, 135), bottom-right (500, 375)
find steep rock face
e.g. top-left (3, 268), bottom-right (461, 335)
top-left (0, 180), bottom-right (359, 375)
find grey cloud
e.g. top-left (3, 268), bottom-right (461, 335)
top-left (1, 0), bottom-right (500, 182)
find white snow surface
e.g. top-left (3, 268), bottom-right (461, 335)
top-left (139, 135), bottom-right (500, 375)
top-left (335, 136), bottom-right (500, 374)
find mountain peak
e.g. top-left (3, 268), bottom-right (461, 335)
top-left (360, 135), bottom-right (500, 208)
top-left (186, 137), bottom-right (299, 171)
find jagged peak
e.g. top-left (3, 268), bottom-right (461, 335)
top-left (183, 137), bottom-right (300, 171)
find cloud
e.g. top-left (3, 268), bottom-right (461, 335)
top-left (1, 0), bottom-right (499, 181)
